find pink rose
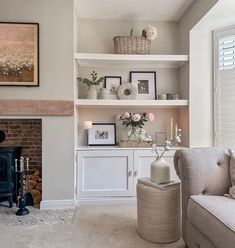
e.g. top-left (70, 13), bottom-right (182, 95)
top-left (132, 113), bottom-right (141, 122)
top-left (147, 112), bottom-right (155, 122)
top-left (122, 112), bottom-right (130, 119)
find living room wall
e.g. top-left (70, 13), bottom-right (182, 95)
top-left (0, 0), bottom-right (74, 204)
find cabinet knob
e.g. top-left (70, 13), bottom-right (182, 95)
top-left (128, 171), bottom-right (132, 177)
top-left (134, 171), bottom-right (138, 177)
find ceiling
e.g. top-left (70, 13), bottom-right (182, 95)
top-left (76, 0), bottom-right (195, 21)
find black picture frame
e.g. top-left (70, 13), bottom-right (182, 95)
top-left (0, 22), bottom-right (39, 87)
top-left (104, 76), bottom-right (122, 99)
top-left (88, 123), bottom-right (116, 146)
top-left (130, 71), bottom-right (157, 100)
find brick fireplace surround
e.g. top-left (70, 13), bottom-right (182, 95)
top-left (0, 119), bottom-right (42, 172)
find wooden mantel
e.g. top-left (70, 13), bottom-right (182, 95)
top-left (0, 100), bottom-right (74, 116)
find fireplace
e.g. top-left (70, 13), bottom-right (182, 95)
top-left (0, 119), bottom-right (42, 205)
top-left (0, 146), bottom-right (21, 207)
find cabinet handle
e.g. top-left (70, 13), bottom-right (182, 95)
top-left (128, 171), bottom-right (132, 177)
top-left (134, 171), bottom-right (138, 177)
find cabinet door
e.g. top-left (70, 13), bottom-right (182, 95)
top-left (77, 150), bottom-right (133, 197)
top-left (133, 149), bottom-right (179, 193)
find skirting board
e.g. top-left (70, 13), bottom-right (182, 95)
top-left (76, 197), bottom-right (137, 206)
top-left (40, 199), bottom-right (76, 209)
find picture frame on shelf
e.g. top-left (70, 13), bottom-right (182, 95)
top-left (0, 22), bottom-right (39, 86)
top-left (155, 132), bottom-right (167, 146)
top-left (104, 76), bottom-right (122, 99)
top-left (88, 123), bottom-right (116, 146)
top-left (130, 71), bottom-right (156, 100)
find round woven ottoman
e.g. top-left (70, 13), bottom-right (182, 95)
top-left (137, 178), bottom-right (181, 243)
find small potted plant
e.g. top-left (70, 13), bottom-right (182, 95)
top-left (78, 71), bottom-right (104, 99)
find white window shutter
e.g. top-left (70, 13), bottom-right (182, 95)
top-left (214, 27), bottom-right (235, 148)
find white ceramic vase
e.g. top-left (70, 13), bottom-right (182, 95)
top-left (150, 157), bottom-right (170, 184)
top-left (87, 85), bottom-right (97, 99)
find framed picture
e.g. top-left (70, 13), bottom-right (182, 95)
top-left (104, 76), bottom-right (122, 99)
top-left (88, 123), bottom-right (116, 146)
top-left (155, 132), bottom-right (167, 146)
top-left (130, 71), bottom-right (156, 100)
top-left (0, 22), bottom-right (39, 86)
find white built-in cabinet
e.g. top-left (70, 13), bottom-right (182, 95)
top-left (76, 148), bottom-right (179, 198)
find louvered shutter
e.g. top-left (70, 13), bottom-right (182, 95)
top-left (214, 27), bottom-right (235, 147)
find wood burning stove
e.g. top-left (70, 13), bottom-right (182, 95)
top-left (0, 130), bottom-right (21, 207)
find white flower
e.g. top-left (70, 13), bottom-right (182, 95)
top-left (144, 25), bottom-right (158, 41)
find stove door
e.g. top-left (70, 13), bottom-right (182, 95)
top-left (0, 153), bottom-right (12, 193)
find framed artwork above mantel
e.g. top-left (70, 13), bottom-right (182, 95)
top-left (0, 22), bottom-right (39, 86)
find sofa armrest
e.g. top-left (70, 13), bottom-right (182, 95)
top-left (174, 147), bottom-right (230, 240)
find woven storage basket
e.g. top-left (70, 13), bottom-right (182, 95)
top-left (119, 140), bottom-right (152, 148)
top-left (113, 30), bottom-right (151, 54)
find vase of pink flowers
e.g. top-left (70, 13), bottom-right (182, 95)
top-left (119, 112), bottom-right (155, 142)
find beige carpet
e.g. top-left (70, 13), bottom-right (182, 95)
top-left (0, 203), bottom-right (185, 248)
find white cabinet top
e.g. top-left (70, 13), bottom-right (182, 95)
top-left (75, 53), bottom-right (189, 68)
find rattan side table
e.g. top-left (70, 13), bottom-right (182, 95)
top-left (137, 178), bottom-right (181, 244)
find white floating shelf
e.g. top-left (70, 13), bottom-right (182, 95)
top-left (75, 99), bottom-right (188, 108)
top-left (75, 53), bottom-right (189, 68)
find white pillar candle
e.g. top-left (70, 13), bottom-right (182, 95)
top-left (84, 121), bottom-right (93, 130)
top-left (175, 124), bottom-right (178, 138)
top-left (170, 117), bottom-right (173, 140)
top-left (20, 158), bottom-right (23, 172)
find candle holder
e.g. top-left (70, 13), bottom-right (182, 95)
top-left (14, 157), bottom-right (33, 216)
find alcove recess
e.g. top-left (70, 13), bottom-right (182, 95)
top-left (73, 9), bottom-right (189, 148)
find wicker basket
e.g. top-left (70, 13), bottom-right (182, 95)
top-left (119, 140), bottom-right (152, 148)
top-left (113, 30), bottom-right (151, 54)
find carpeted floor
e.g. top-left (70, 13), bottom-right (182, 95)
top-left (0, 203), bottom-right (185, 248)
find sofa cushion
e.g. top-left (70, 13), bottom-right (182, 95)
top-left (188, 195), bottom-right (235, 248)
top-left (228, 149), bottom-right (235, 198)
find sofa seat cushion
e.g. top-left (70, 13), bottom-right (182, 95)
top-left (188, 195), bottom-right (235, 248)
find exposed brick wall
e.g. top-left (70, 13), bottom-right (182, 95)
top-left (0, 119), bottom-right (42, 172)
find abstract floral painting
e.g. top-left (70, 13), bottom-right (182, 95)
top-left (0, 23), bottom-right (39, 86)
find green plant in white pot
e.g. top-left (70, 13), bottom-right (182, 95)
top-left (78, 71), bottom-right (104, 99)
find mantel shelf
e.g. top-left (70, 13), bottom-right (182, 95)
top-left (75, 53), bottom-right (189, 68)
top-left (75, 99), bottom-right (188, 108)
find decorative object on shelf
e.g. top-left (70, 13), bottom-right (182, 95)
top-left (174, 126), bottom-right (182, 146)
top-left (150, 141), bottom-right (171, 184)
top-left (158, 94), bottom-right (167, 100)
top-left (113, 25), bottom-right (157, 55)
top-left (170, 117), bottom-right (174, 141)
top-left (98, 88), bottom-right (109, 99)
top-left (104, 76), bottom-right (122, 99)
top-left (130, 71), bottom-right (156, 100)
top-left (117, 83), bottom-right (137, 100)
top-left (167, 93), bottom-right (174, 100)
top-left (155, 132), bottom-right (167, 146)
top-left (173, 94), bottom-right (180, 100)
top-left (118, 112), bottom-right (154, 147)
top-left (142, 25), bottom-right (158, 41)
top-left (88, 123), bottom-right (116, 146)
top-left (84, 121), bottom-right (93, 145)
top-left (78, 71), bottom-right (104, 99)
top-left (0, 22), bottom-right (39, 86)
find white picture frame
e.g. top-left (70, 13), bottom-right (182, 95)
top-left (130, 71), bottom-right (157, 100)
top-left (88, 123), bottom-right (116, 146)
top-left (104, 76), bottom-right (122, 99)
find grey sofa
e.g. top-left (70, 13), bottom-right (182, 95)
top-left (174, 147), bottom-right (235, 248)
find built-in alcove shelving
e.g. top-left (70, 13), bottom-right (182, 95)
top-left (75, 53), bottom-right (189, 68)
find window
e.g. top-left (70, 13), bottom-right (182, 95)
top-left (214, 27), bottom-right (235, 147)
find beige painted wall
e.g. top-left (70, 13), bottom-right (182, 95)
top-left (0, 0), bottom-right (75, 201)
top-left (178, 0), bottom-right (219, 147)
top-left (78, 19), bottom-right (179, 54)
